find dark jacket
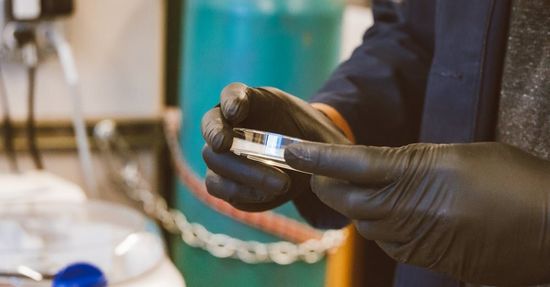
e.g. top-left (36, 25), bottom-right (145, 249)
top-left (309, 0), bottom-right (511, 286)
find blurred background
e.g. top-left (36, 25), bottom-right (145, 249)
top-left (0, 0), bottom-right (374, 286)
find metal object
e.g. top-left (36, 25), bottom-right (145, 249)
top-left (117, 163), bottom-right (345, 265)
top-left (231, 128), bottom-right (309, 173)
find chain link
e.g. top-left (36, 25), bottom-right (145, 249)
top-left (119, 164), bottom-right (346, 264)
top-left (95, 119), bottom-right (347, 265)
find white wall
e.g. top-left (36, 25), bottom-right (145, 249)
top-left (340, 5), bottom-right (373, 61)
top-left (1, 0), bottom-right (164, 121)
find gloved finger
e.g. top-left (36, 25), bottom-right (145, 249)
top-left (202, 145), bottom-right (290, 196)
top-left (205, 170), bottom-right (286, 209)
top-left (201, 107), bottom-right (234, 152)
top-left (310, 175), bottom-right (392, 220)
top-left (354, 220), bottom-right (410, 243)
top-left (285, 142), bottom-right (405, 186)
top-left (220, 82), bottom-right (251, 124)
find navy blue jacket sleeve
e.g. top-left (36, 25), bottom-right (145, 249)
top-left (312, 0), bottom-right (434, 146)
top-left (294, 0), bottom-right (435, 229)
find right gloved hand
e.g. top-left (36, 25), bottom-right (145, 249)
top-left (284, 141), bottom-right (550, 285)
top-left (201, 82), bottom-right (350, 226)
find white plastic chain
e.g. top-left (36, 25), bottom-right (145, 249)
top-left (94, 119), bottom-right (346, 265)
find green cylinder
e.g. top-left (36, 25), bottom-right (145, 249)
top-left (175, 0), bottom-right (344, 286)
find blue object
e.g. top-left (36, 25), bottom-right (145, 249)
top-left (52, 263), bottom-right (107, 287)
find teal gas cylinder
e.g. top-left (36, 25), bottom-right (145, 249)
top-left (175, 0), bottom-right (344, 286)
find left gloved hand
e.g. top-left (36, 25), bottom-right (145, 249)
top-left (200, 83), bottom-right (350, 227)
top-left (285, 141), bottom-right (550, 286)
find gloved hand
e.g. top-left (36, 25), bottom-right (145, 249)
top-left (201, 82), bottom-right (350, 227)
top-left (285, 141), bottom-right (550, 285)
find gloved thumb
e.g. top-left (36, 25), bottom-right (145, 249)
top-left (285, 142), bottom-right (405, 186)
top-left (220, 82), bottom-right (251, 124)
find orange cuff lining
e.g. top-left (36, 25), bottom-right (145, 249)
top-left (311, 103), bottom-right (356, 144)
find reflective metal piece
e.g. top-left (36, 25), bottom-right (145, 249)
top-left (231, 128), bottom-right (308, 173)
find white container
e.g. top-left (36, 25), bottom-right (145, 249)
top-left (0, 199), bottom-right (185, 287)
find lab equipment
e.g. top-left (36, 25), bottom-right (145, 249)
top-left (0, 200), bottom-right (180, 286)
top-left (46, 24), bottom-right (97, 195)
top-left (231, 128), bottom-right (308, 173)
top-left (0, 171), bottom-right (86, 203)
top-left (0, 0), bottom-right (97, 194)
top-left (1, 0), bottom-right (75, 172)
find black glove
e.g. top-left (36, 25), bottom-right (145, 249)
top-left (285, 141), bottom-right (550, 285)
top-left (201, 82), bottom-right (350, 227)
